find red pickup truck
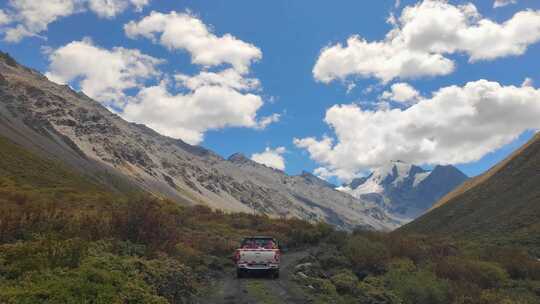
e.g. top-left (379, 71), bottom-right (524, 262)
top-left (233, 236), bottom-right (281, 279)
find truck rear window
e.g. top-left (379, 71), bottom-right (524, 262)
top-left (241, 238), bottom-right (276, 249)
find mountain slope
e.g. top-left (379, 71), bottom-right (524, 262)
top-left (400, 133), bottom-right (540, 249)
top-left (0, 51), bottom-right (397, 230)
top-left (339, 161), bottom-right (468, 219)
top-left (0, 131), bottom-right (336, 304)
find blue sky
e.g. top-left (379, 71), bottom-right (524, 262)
top-left (1, 0), bottom-right (540, 183)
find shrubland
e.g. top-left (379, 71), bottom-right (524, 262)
top-left (293, 230), bottom-right (540, 304)
top-left (0, 136), bottom-right (332, 303)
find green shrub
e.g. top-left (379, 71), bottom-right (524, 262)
top-left (488, 248), bottom-right (540, 280)
top-left (331, 270), bottom-right (358, 294)
top-left (479, 288), bottom-right (540, 304)
top-left (435, 256), bottom-right (509, 289)
top-left (357, 277), bottom-right (402, 304)
top-left (0, 253), bottom-right (169, 304)
top-left (325, 230), bottom-right (349, 248)
top-left (139, 258), bottom-right (196, 303)
top-left (0, 237), bottom-right (86, 280)
top-left (386, 258), bottom-right (416, 272)
top-left (313, 278), bottom-right (337, 295)
top-left (344, 236), bottom-right (390, 275)
top-left (317, 246), bottom-right (351, 270)
top-left (385, 268), bottom-right (451, 304)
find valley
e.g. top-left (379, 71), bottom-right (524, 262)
top-left (0, 33), bottom-right (539, 304)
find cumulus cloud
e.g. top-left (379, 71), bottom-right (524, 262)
top-left (87, 0), bottom-right (149, 18)
top-left (0, 9), bottom-right (11, 26)
top-left (1, 0), bottom-right (150, 42)
top-left (122, 80), bottom-right (266, 144)
top-left (256, 113), bottom-right (281, 130)
top-left (380, 82), bottom-right (421, 104)
top-left (3, 0), bottom-right (81, 42)
top-left (117, 10), bottom-right (276, 143)
top-left (120, 43), bottom-right (275, 144)
top-left (124, 11), bottom-right (262, 73)
top-left (314, 0), bottom-right (540, 83)
top-left (175, 68), bottom-right (260, 92)
top-left (251, 147), bottom-right (286, 170)
top-left (127, 0), bottom-right (149, 12)
top-left (45, 38), bottom-right (162, 107)
top-left (295, 80), bottom-right (540, 180)
top-left (494, 0), bottom-right (517, 8)
top-left (88, 0), bottom-right (127, 18)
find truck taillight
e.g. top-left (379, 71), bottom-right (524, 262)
top-left (274, 250), bottom-right (280, 262)
top-left (234, 250), bottom-right (241, 262)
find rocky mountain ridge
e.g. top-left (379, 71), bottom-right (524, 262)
top-left (0, 51), bottom-right (400, 230)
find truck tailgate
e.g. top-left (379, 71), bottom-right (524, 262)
top-left (238, 249), bottom-right (278, 266)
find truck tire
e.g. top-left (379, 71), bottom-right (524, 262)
top-left (236, 268), bottom-right (244, 279)
top-left (272, 269), bottom-right (280, 279)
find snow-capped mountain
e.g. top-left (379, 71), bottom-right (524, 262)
top-left (338, 161), bottom-right (468, 220)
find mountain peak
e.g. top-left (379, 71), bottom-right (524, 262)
top-left (370, 161), bottom-right (427, 186)
top-left (228, 153), bottom-right (251, 163)
top-left (339, 160), bottom-right (468, 219)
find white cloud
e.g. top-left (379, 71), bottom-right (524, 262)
top-left (494, 0), bottom-right (517, 8)
top-left (87, 0), bottom-right (149, 18)
top-left (0, 9), bottom-right (12, 26)
top-left (251, 147), bottom-right (286, 170)
top-left (2, 0), bottom-right (150, 42)
top-left (118, 11), bottom-right (275, 143)
top-left (295, 80), bottom-right (540, 180)
top-left (122, 81), bottom-right (267, 144)
top-left (313, 35), bottom-right (454, 84)
top-left (88, 0), bottom-right (128, 18)
top-left (381, 82), bottom-right (421, 104)
top-left (175, 68), bottom-right (260, 92)
top-left (45, 38), bottom-right (162, 107)
top-left (3, 0), bottom-right (81, 42)
top-left (128, 0), bottom-right (149, 12)
top-left (256, 113), bottom-right (281, 130)
top-left (314, 0), bottom-right (540, 83)
top-left (313, 167), bottom-right (332, 181)
top-left (124, 11), bottom-right (262, 73)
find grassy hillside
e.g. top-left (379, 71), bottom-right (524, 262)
top-left (0, 135), bottom-right (332, 303)
top-left (400, 133), bottom-right (540, 253)
top-left (0, 135), bottom-right (106, 192)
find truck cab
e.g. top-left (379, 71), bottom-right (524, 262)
top-left (234, 236), bottom-right (280, 279)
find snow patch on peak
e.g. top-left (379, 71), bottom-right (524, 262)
top-left (368, 161), bottom-right (426, 188)
top-left (413, 171), bottom-right (430, 187)
top-left (337, 160), bottom-right (467, 219)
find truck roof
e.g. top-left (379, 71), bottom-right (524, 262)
top-left (243, 236), bottom-right (275, 239)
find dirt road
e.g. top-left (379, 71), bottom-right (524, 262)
top-left (195, 250), bottom-right (312, 304)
